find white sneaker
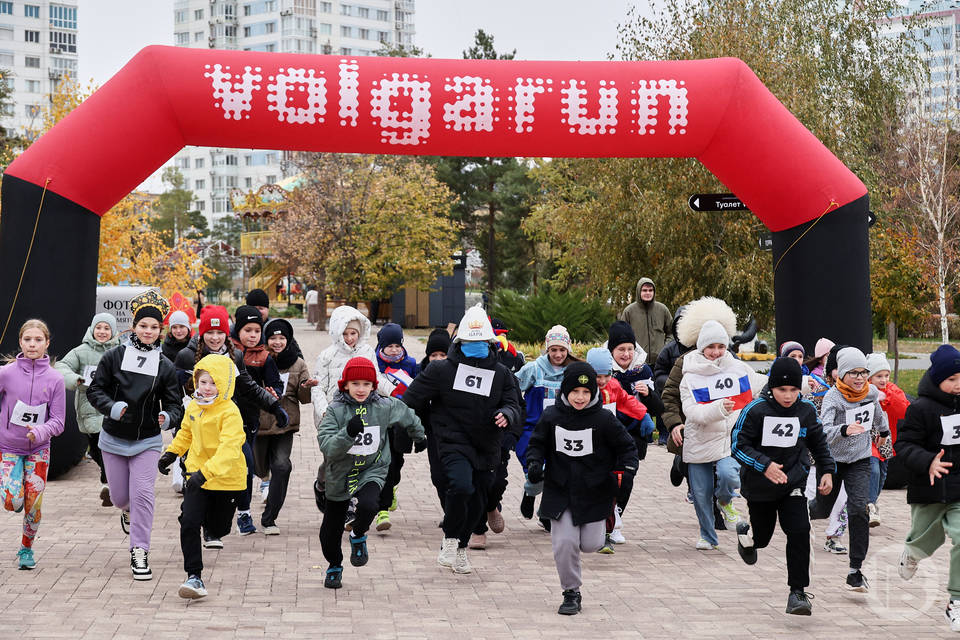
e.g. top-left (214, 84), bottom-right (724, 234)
top-left (453, 547), bottom-right (472, 574)
top-left (696, 538), bottom-right (718, 550)
top-left (868, 503), bottom-right (880, 527)
top-left (609, 529), bottom-right (626, 544)
top-left (262, 525), bottom-right (280, 536)
top-left (438, 537), bottom-right (458, 568)
top-left (260, 481), bottom-right (270, 504)
top-left (947, 600), bottom-right (960, 632)
top-left (130, 547), bottom-right (152, 581)
top-left (899, 548), bottom-right (919, 581)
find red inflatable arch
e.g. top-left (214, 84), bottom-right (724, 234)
top-left (0, 44), bottom-right (870, 355)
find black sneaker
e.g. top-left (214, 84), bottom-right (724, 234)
top-left (324, 565), bottom-right (343, 589)
top-left (669, 455), bottom-right (685, 487)
top-left (558, 589), bottom-right (582, 615)
top-left (313, 480), bottom-right (326, 513)
top-left (845, 570), bottom-right (869, 592)
top-left (539, 517), bottom-right (551, 532)
top-left (785, 589), bottom-right (813, 615)
top-left (130, 547), bottom-right (152, 581)
top-left (713, 500), bottom-right (727, 531)
top-left (736, 522), bottom-right (757, 565)
top-left (349, 534), bottom-right (369, 567)
top-left (520, 494), bottom-right (535, 519)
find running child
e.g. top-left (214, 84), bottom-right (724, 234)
top-left (162, 310), bottom-right (193, 362)
top-left (865, 352), bottom-right (908, 527)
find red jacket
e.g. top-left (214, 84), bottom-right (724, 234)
top-left (873, 381), bottom-right (909, 460)
top-left (599, 377), bottom-right (647, 422)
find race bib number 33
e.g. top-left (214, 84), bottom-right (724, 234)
top-left (941, 414), bottom-right (960, 446)
top-left (453, 363), bottom-right (495, 397)
top-left (555, 426), bottom-right (594, 457)
top-left (761, 416), bottom-right (800, 448)
top-left (121, 347), bottom-right (160, 377)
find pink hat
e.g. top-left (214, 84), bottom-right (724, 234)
top-left (814, 338), bottom-right (835, 359)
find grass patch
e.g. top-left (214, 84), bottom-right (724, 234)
top-left (893, 369), bottom-right (924, 397)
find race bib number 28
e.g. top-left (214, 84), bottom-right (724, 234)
top-left (555, 426), bottom-right (594, 457)
top-left (121, 347), bottom-right (160, 377)
top-left (348, 425), bottom-right (380, 456)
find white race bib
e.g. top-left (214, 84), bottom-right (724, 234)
top-left (452, 363), bottom-right (495, 397)
top-left (941, 414), bottom-right (960, 446)
top-left (603, 402), bottom-right (617, 415)
top-left (844, 404), bottom-right (875, 429)
top-left (10, 400), bottom-right (46, 428)
top-left (348, 425), bottom-right (381, 456)
top-left (279, 372), bottom-right (291, 392)
top-left (81, 364), bottom-right (97, 386)
top-left (703, 373), bottom-right (740, 400)
top-left (761, 416), bottom-right (800, 448)
top-left (542, 397), bottom-right (555, 409)
top-left (555, 426), bottom-right (594, 457)
top-left (121, 347), bottom-right (160, 377)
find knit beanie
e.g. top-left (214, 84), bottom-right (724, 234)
top-left (865, 352), bottom-right (892, 378)
top-left (560, 362), bottom-right (598, 400)
top-left (544, 325), bottom-right (572, 351)
top-left (90, 312), bottom-right (118, 337)
top-left (245, 288), bottom-right (270, 308)
top-left (234, 305), bottom-right (263, 332)
top-left (779, 341), bottom-right (805, 358)
top-left (836, 347), bottom-right (868, 380)
top-left (929, 345), bottom-right (960, 386)
top-left (585, 347), bottom-right (614, 375)
top-left (696, 320), bottom-right (730, 352)
top-left (490, 318), bottom-right (510, 336)
top-left (337, 356), bottom-right (378, 391)
top-left (264, 318), bottom-right (293, 342)
top-left (606, 320), bottom-right (636, 352)
top-left (814, 337), bottom-right (835, 359)
top-left (131, 289), bottom-right (168, 325)
top-left (425, 328), bottom-right (452, 356)
top-left (199, 305), bottom-right (230, 336)
top-left (377, 323), bottom-right (404, 350)
top-left (768, 357), bottom-right (803, 389)
top-left (825, 344), bottom-right (845, 379)
top-left (168, 310), bottom-right (191, 329)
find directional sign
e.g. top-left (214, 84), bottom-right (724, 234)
top-left (688, 193), bottom-right (749, 212)
top-left (867, 210), bottom-right (876, 227)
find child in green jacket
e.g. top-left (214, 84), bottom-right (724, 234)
top-left (316, 357), bottom-right (426, 589)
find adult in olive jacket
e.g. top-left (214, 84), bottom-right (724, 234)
top-left (619, 278), bottom-right (672, 366)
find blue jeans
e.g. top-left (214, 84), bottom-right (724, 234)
top-left (869, 456), bottom-right (888, 505)
top-left (687, 457), bottom-right (741, 546)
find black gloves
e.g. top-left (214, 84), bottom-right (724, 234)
top-left (527, 459), bottom-right (544, 484)
top-left (271, 403), bottom-right (289, 429)
top-left (414, 438), bottom-right (428, 453)
top-left (501, 431), bottom-right (518, 452)
top-left (346, 415), bottom-right (365, 438)
top-left (185, 470), bottom-right (206, 491)
top-left (157, 451), bottom-right (177, 475)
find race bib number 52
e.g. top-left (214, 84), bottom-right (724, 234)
top-left (555, 426), bottom-right (594, 457)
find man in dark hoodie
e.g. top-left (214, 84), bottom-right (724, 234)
top-left (619, 278), bottom-right (673, 366)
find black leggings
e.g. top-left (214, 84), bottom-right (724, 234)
top-left (87, 432), bottom-right (107, 484)
top-left (473, 446), bottom-right (510, 535)
top-left (442, 453), bottom-right (495, 548)
top-left (319, 482), bottom-right (379, 567)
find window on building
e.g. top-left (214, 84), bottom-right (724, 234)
top-left (339, 47), bottom-right (351, 55)
top-left (378, 31), bottom-right (389, 44)
top-left (196, 200), bottom-right (205, 211)
top-left (244, 4), bottom-right (252, 16)
top-left (225, 155), bottom-right (238, 166)
top-left (265, 0), bottom-right (276, 10)
top-left (266, 21), bottom-right (276, 33)
top-left (49, 4), bottom-right (77, 29)
top-left (225, 25), bottom-right (236, 37)
top-left (25, 30), bottom-right (39, 43)
top-left (194, 158), bottom-right (205, 169)
top-left (265, 43), bottom-right (275, 52)
top-left (194, 8), bottom-right (204, 20)
top-left (318, 22), bottom-right (331, 35)
top-left (175, 9), bottom-right (187, 23)
top-left (266, 175), bottom-right (277, 184)
top-left (1, 103), bottom-right (13, 116)
top-left (359, 28), bottom-right (369, 40)
top-left (266, 152), bottom-right (277, 164)
top-left (0, 52), bottom-right (14, 66)
top-left (245, 177), bottom-right (253, 188)
top-left (25, 4), bottom-right (40, 18)
top-left (175, 157), bottom-right (190, 169)
top-left (25, 79), bottom-right (40, 92)
top-left (175, 31), bottom-right (189, 45)
top-left (24, 56), bottom-right (40, 68)
top-left (50, 30), bottom-right (76, 52)
top-left (243, 26), bottom-right (251, 37)
top-left (244, 155), bottom-right (253, 166)
top-left (376, 9), bottom-right (389, 21)
top-left (341, 25), bottom-right (353, 37)
top-left (194, 179), bottom-right (205, 190)
top-left (51, 56), bottom-right (76, 74)
top-left (320, 1), bottom-right (332, 12)
top-left (0, 2), bottom-right (12, 15)
top-left (24, 104), bottom-right (39, 117)
top-left (0, 27), bottom-right (12, 40)
top-left (226, 176), bottom-right (238, 188)
top-left (213, 198), bottom-right (227, 213)
top-left (358, 7), bottom-right (369, 18)
top-left (341, 4), bottom-right (351, 16)
top-left (224, 4), bottom-right (234, 17)
top-left (194, 31), bottom-right (204, 42)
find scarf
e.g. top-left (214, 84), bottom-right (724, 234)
top-left (129, 333), bottom-right (159, 352)
top-left (378, 348), bottom-right (405, 364)
top-left (836, 378), bottom-right (869, 403)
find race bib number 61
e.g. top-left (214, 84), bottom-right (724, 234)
top-left (453, 363), bottom-right (495, 397)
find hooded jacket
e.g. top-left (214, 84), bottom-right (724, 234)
top-left (516, 353), bottom-right (569, 432)
top-left (618, 278), bottom-right (673, 365)
top-left (0, 354), bottom-right (65, 456)
top-left (258, 350), bottom-right (312, 437)
top-left (895, 373), bottom-right (960, 504)
top-left (166, 354), bottom-right (247, 491)
top-left (311, 305), bottom-right (376, 418)
top-left (316, 391), bottom-right (425, 502)
top-left (403, 343), bottom-right (523, 470)
top-left (55, 313), bottom-right (119, 434)
top-left (602, 339), bottom-right (664, 420)
top-left (230, 328), bottom-right (283, 434)
top-left (526, 392), bottom-right (638, 525)
top-left (731, 387), bottom-right (836, 502)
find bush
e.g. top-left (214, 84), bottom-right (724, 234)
top-left (490, 288), bottom-right (616, 345)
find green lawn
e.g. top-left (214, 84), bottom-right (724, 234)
top-left (893, 369), bottom-right (924, 397)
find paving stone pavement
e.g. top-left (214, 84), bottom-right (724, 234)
top-left (0, 318), bottom-right (951, 638)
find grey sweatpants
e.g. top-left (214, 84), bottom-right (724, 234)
top-left (551, 510), bottom-right (606, 590)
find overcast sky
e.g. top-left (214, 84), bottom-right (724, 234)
top-left (78, 1), bottom-right (645, 86)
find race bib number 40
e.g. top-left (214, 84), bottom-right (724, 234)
top-left (555, 426), bottom-right (594, 457)
top-left (452, 363), bottom-right (495, 397)
top-left (10, 400), bottom-right (46, 428)
top-left (761, 416), bottom-right (800, 448)
top-left (844, 404), bottom-right (875, 428)
top-left (941, 414), bottom-right (960, 446)
top-left (348, 425), bottom-right (381, 456)
top-left (121, 347), bottom-right (160, 377)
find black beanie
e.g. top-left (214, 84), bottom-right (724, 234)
top-left (561, 362), bottom-right (598, 400)
top-left (824, 344), bottom-right (847, 380)
top-left (235, 305), bottom-right (263, 332)
top-left (768, 357), bottom-right (803, 389)
top-left (607, 320), bottom-right (636, 352)
top-left (246, 288), bottom-right (270, 308)
top-left (264, 318), bottom-right (293, 342)
top-left (425, 328), bottom-right (452, 356)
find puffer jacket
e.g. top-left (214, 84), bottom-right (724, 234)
top-left (311, 305), bottom-right (376, 419)
top-left (618, 277), bottom-right (673, 365)
top-left (0, 354), bottom-right (65, 456)
top-left (166, 354), bottom-right (246, 491)
top-left (896, 373), bottom-right (960, 504)
top-left (55, 313), bottom-right (119, 434)
top-left (258, 357), bottom-right (312, 436)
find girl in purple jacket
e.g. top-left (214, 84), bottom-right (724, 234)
top-left (0, 319), bottom-right (65, 569)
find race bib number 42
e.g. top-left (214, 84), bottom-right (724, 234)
top-left (452, 363), bottom-right (495, 397)
top-left (121, 347), bottom-right (160, 377)
top-left (941, 414), bottom-right (960, 446)
top-left (348, 425), bottom-right (380, 456)
top-left (10, 400), bottom-right (46, 428)
top-left (761, 416), bottom-right (800, 448)
top-left (555, 426), bottom-right (594, 457)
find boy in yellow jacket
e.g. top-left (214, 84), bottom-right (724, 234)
top-left (158, 354), bottom-right (246, 599)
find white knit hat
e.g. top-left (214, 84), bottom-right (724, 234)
top-left (865, 352), bottom-right (892, 378)
top-left (544, 325), bottom-right (572, 351)
top-left (696, 320), bottom-right (730, 352)
top-left (454, 304), bottom-right (495, 342)
top-left (836, 347), bottom-right (868, 380)
top-left (168, 310), bottom-right (191, 328)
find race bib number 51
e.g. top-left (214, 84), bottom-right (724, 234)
top-left (941, 414), bottom-right (960, 446)
top-left (761, 416), bottom-right (800, 448)
top-left (121, 347), bottom-right (160, 377)
top-left (555, 426), bottom-right (594, 457)
top-left (453, 363), bottom-right (495, 397)
top-left (10, 400), bottom-right (46, 428)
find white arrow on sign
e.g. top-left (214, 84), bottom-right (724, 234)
top-left (693, 197), bottom-right (699, 208)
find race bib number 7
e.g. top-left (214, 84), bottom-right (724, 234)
top-left (761, 416), bottom-right (800, 448)
top-left (941, 414), bottom-right (960, 446)
top-left (348, 425), bottom-right (380, 456)
top-left (555, 426), bottom-right (594, 457)
top-left (10, 400), bottom-right (46, 428)
top-left (453, 363), bottom-right (495, 397)
top-left (121, 347), bottom-right (160, 377)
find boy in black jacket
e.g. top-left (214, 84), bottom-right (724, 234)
top-left (896, 345), bottom-right (960, 632)
top-left (731, 357), bottom-right (835, 615)
top-left (526, 362), bottom-right (638, 616)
